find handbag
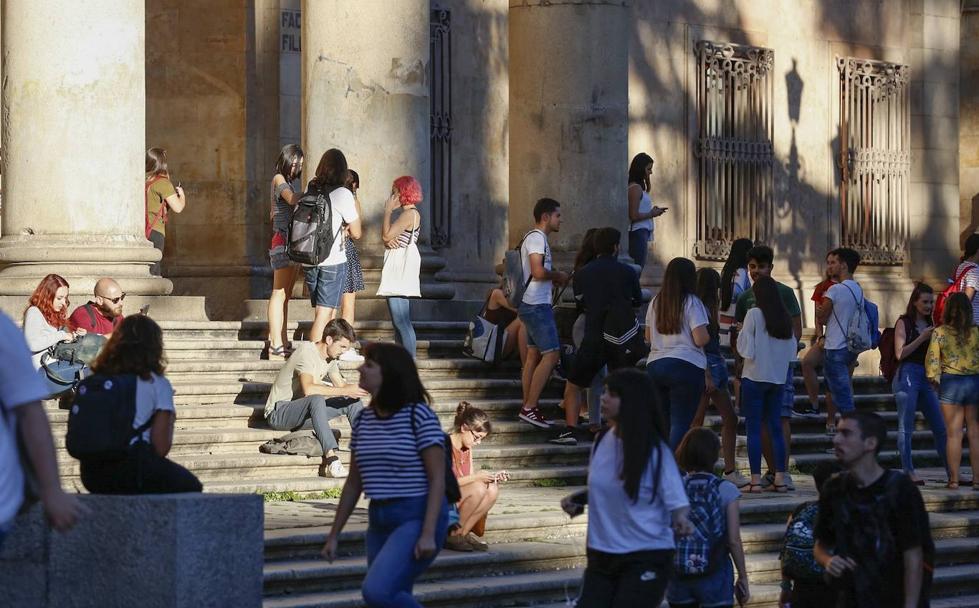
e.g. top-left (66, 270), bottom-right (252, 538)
top-left (463, 295), bottom-right (505, 364)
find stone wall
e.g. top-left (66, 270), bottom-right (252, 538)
top-left (960, 6), bottom-right (979, 244)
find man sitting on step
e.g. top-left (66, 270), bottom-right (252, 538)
top-left (264, 319), bottom-right (368, 478)
top-left (67, 277), bottom-right (125, 336)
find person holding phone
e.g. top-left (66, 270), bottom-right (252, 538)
top-left (561, 368), bottom-right (693, 607)
top-left (627, 152), bottom-right (667, 270)
top-left (145, 147), bottom-right (187, 276)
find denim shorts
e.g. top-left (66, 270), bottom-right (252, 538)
top-left (939, 373), bottom-right (979, 405)
top-left (518, 302), bottom-right (560, 354)
top-left (304, 262), bottom-right (347, 309)
top-left (666, 559), bottom-right (734, 607)
top-left (706, 352), bottom-right (729, 391)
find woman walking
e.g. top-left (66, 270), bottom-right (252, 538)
top-left (892, 283), bottom-right (947, 484)
top-left (736, 276), bottom-right (798, 493)
top-left (561, 368), bottom-right (693, 608)
top-left (322, 343), bottom-right (449, 606)
top-left (626, 153), bottom-right (666, 270)
top-left (266, 144), bottom-right (304, 359)
top-left (78, 315), bottom-right (202, 494)
top-left (926, 293), bottom-right (979, 489)
top-left (377, 176), bottom-right (423, 358)
top-left (645, 257), bottom-right (710, 449)
top-left (339, 169), bottom-right (366, 333)
top-left (145, 148), bottom-right (187, 275)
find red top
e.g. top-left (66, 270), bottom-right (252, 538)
top-left (451, 443), bottom-right (472, 478)
top-left (811, 279), bottom-right (835, 304)
top-left (68, 303), bottom-right (122, 336)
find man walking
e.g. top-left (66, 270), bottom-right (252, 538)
top-left (814, 411), bottom-right (932, 608)
top-left (68, 277), bottom-right (126, 336)
top-left (517, 198), bottom-right (569, 428)
top-left (264, 319), bottom-right (367, 478)
top-left (816, 247), bottom-right (864, 414)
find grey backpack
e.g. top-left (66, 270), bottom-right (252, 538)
top-left (502, 230), bottom-right (543, 307)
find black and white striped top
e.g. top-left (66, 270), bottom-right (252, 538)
top-left (350, 403), bottom-right (444, 499)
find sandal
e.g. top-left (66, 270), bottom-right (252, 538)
top-left (946, 481), bottom-right (960, 490)
top-left (268, 345), bottom-right (290, 360)
top-left (744, 483), bottom-right (764, 494)
top-left (767, 483), bottom-right (790, 493)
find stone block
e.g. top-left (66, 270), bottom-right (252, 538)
top-left (0, 494), bottom-right (263, 608)
top-left (924, 0), bottom-right (959, 18)
top-left (911, 148), bottom-right (960, 183)
top-left (923, 14), bottom-right (959, 51)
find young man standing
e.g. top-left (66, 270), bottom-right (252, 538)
top-left (67, 277), bottom-right (126, 336)
top-left (815, 247), bottom-right (863, 414)
top-left (734, 245), bottom-right (802, 489)
top-left (517, 198), bottom-right (569, 428)
top-left (553, 227), bottom-right (642, 444)
top-left (814, 411), bottom-right (932, 608)
top-left (264, 319), bottom-right (368, 478)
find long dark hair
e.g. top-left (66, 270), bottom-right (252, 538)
top-left (274, 144), bottom-right (304, 182)
top-left (309, 148), bottom-right (348, 192)
top-left (145, 147), bottom-right (169, 180)
top-left (361, 342), bottom-right (431, 416)
top-left (627, 153), bottom-right (653, 192)
top-left (963, 234), bottom-right (979, 262)
top-left (901, 282), bottom-right (934, 325)
top-left (752, 276), bottom-right (792, 340)
top-left (654, 257), bottom-right (698, 335)
top-left (696, 268), bottom-right (721, 335)
top-left (574, 228), bottom-right (600, 272)
top-left (604, 368), bottom-right (668, 503)
top-left (943, 293), bottom-right (974, 347)
top-left (720, 238), bottom-right (753, 310)
top-left (92, 315), bottom-right (166, 381)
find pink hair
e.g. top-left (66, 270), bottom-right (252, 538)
top-left (393, 176), bottom-right (422, 206)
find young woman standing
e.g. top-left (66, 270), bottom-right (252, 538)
top-left (626, 153), bottom-right (667, 270)
top-left (339, 169), bottom-right (366, 334)
top-left (718, 238), bottom-right (754, 348)
top-left (144, 148), bottom-right (187, 275)
top-left (892, 283), bottom-right (947, 484)
top-left (377, 176), bottom-right (423, 358)
top-left (322, 343), bottom-right (449, 606)
top-left (265, 144), bottom-right (304, 359)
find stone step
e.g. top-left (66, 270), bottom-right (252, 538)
top-left (165, 338), bottom-right (466, 361)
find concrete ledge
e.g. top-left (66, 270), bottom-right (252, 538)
top-left (0, 493), bottom-right (263, 607)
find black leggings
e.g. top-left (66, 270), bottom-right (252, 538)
top-left (80, 442), bottom-right (202, 494)
top-left (576, 548), bottom-right (673, 608)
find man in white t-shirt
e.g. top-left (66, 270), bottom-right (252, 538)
top-left (0, 311), bottom-right (85, 549)
top-left (303, 150), bottom-right (363, 344)
top-left (517, 198), bottom-right (569, 428)
top-left (816, 247), bottom-right (864, 413)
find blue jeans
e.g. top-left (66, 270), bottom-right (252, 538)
top-left (387, 297), bottom-right (416, 358)
top-left (304, 262), bottom-right (347, 309)
top-left (646, 357), bottom-right (706, 449)
top-left (823, 348), bottom-right (858, 413)
top-left (518, 302), bottom-right (560, 354)
top-left (586, 366), bottom-right (607, 426)
top-left (741, 378), bottom-right (787, 475)
top-left (892, 363), bottom-right (947, 474)
top-left (666, 555), bottom-right (734, 606)
top-left (628, 228), bottom-right (651, 270)
top-left (363, 496), bottom-right (449, 607)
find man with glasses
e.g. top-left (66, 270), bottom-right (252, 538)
top-left (68, 277), bottom-right (126, 336)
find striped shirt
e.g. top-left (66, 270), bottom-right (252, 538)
top-left (350, 403), bottom-right (445, 499)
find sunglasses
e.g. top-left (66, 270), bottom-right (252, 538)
top-left (98, 293), bottom-right (126, 304)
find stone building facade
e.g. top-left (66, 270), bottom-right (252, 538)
top-left (0, 0), bottom-right (973, 325)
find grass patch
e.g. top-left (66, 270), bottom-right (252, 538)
top-left (532, 478), bottom-right (569, 488)
top-left (262, 488), bottom-right (343, 502)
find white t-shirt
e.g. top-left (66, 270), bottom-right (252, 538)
top-left (520, 229), bottom-right (552, 306)
top-left (0, 311), bottom-right (53, 526)
top-left (629, 186), bottom-right (654, 234)
top-left (823, 279), bottom-right (864, 351)
top-left (736, 307), bottom-right (798, 384)
top-left (317, 186), bottom-right (359, 267)
top-left (586, 432), bottom-right (689, 553)
top-left (132, 373), bottom-right (177, 444)
top-left (645, 295), bottom-right (710, 369)
top-left (955, 262), bottom-right (979, 325)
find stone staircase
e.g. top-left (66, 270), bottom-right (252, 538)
top-left (44, 318), bottom-right (979, 607)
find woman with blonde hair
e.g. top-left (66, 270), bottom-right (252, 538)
top-left (145, 148), bottom-right (187, 275)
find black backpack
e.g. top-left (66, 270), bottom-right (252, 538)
top-left (410, 403), bottom-right (462, 503)
top-left (66, 374), bottom-right (152, 460)
top-left (287, 188), bottom-right (342, 265)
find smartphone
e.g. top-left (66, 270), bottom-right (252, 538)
top-left (139, 304), bottom-right (151, 315)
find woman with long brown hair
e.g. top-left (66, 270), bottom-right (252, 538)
top-left (645, 257), bottom-right (710, 449)
top-left (145, 148), bottom-right (187, 275)
top-left (926, 293), bottom-right (979, 489)
top-left (78, 314), bottom-right (202, 494)
top-left (265, 144), bottom-right (304, 359)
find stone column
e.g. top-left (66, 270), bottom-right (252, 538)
top-left (509, 0), bottom-right (630, 261)
top-left (0, 0), bottom-right (168, 297)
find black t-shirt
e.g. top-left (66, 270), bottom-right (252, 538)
top-left (814, 469), bottom-right (933, 608)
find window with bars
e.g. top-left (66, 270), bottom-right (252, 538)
top-left (693, 41), bottom-right (775, 261)
top-left (836, 57), bottom-right (910, 265)
top-left (429, 8), bottom-right (452, 249)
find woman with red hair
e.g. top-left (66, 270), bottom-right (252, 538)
top-left (23, 274), bottom-right (86, 384)
top-left (377, 176), bottom-right (422, 357)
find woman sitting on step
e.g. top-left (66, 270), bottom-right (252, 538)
top-left (444, 402), bottom-right (508, 552)
top-left (23, 273), bottom-right (88, 397)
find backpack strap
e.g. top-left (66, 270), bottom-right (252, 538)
top-left (144, 176), bottom-right (169, 238)
top-left (952, 262), bottom-right (978, 288)
top-left (519, 229), bottom-right (546, 292)
top-left (830, 281), bottom-right (862, 339)
top-left (84, 303), bottom-right (98, 328)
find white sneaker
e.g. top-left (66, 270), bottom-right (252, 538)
top-left (723, 470), bottom-right (750, 488)
top-left (782, 472), bottom-right (795, 491)
top-left (340, 350), bottom-right (365, 362)
top-left (319, 459), bottom-right (347, 478)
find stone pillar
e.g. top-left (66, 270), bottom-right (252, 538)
top-left (509, 0), bottom-right (630, 260)
top-left (0, 0), bottom-right (170, 296)
top-left (301, 0), bottom-right (430, 253)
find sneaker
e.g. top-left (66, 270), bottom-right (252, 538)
top-left (548, 430), bottom-right (577, 445)
top-left (723, 470), bottom-right (750, 489)
top-left (792, 404), bottom-right (819, 418)
top-left (464, 533), bottom-right (489, 552)
top-left (550, 364), bottom-right (567, 382)
top-left (444, 534), bottom-right (474, 552)
top-left (319, 459), bottom-right (347, 478)
top-left (519, 407), bottom-right (553, 428)
top-left (782, 472), bottom-right (795, 491)
top-left (339, 350), bottom-right (365, 362)
top-left (760, 472), bottom-right (775, 488)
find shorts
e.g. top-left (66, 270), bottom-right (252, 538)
top-left (304, 263), bottom-right (347, 309)
top-left (667, 559), bottom-right (734, 607)
top-left (518, 302), bottom-right (560, 354)
top-left (939, 373), bottom-right (979, 405)
top-left (706, 352), bottom-right (729, 391)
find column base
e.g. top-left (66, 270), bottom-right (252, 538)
top-left (0, 236), bottom-right (173, 296)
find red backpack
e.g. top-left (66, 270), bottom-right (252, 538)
top-left (933, 262), bottom-right (977, 326)
top-left (144, 175), bottom-right (169, 239)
